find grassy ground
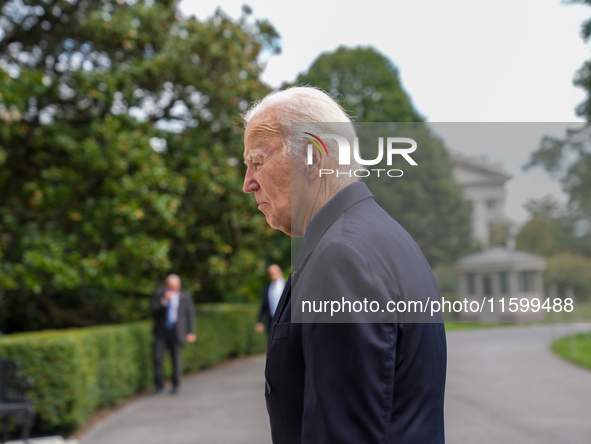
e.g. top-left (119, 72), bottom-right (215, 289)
top-left (545, 300), bottom-right (591, 323)
top-left (572, 300), bottom-right (591, 321)
top-left (552, 332), bottom-right (591, 371)
top-left (443, 300), bottom-right (591, 331)
top-left (444, 322), bottom-right (502, 331)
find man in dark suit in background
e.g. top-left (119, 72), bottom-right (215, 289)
top-left (152, 274), bottom-right (196, 395)
top-left (255, 264), bottom-right (286, 334)
top-left (242, 87), bottom-right (447, 443)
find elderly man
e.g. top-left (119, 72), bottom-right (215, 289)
top-left (242, 87), bottom-right (446, 443)
top-left (152, 274), bottom-right (196, 395)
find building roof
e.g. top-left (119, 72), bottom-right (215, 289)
top-left (455, 246), bottom-right (546, 268)
top-left (450, 150), bottom-right (512, 187)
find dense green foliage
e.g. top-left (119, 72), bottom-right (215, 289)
top-left (516, 199), bottom-right (591, 300)
top-left (515, 198), bottom-right (591, 299)
top-left (516, 197), bottom-right (591, 258)
top-left (545, 252), bottom-right (591, 301)
top-left (552, 331), bottom-right (591, 371)
top-left (517, 214), bottom-right (591, 257)
top-left (522, 6), bottom-right (591, 303)
top-left (524, 2), bottom-right (591, 253)
top-left (525, 128), bottom-right (591, 228)
top-left (569, 0), bottom-right (591, 120)
top-left (0, 303), bottom-right (267, 434)
top-left (524, 139), bottom-right (591, 300)
top-left (517, 216), bottom-right (561, 257)
top-left (0, 0), bottom-right (288, 332)
top-left (294, 47), bottom-right (474, 266)
top-left (293, 46), bottom-right (422, 123)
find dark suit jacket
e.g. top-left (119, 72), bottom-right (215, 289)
top-left (265, 182), bottom-right (447, 443)
top-left (152, 286), bottom-right (196, 344)
top-left (258, 284), bottom-right (273, 332)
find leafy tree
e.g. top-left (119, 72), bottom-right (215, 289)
top-left (525, 1), bottom-right (591, 232)
top-left (292, 46), bottom-right (421, 123)
top-left (523, 2), bottom-right (591, 300)
top-left (516, 196), bottom-right (591, 257)
top-left (0, 0), bottom-right (284, 332)
top-left (525, 126), bottom-right (591, 220)
top-left (294, 46), bottom-right (473, 266)
top-left (545, 252), bottom-right (591, 301)
top-left (489, 221), bottom-right (511, 247)
top-left (568, 0), bottom-right (591, 121)
top-left (516, 217), bottom-right (559, 257)
top-left (516, 197), bottom-right (560, 256)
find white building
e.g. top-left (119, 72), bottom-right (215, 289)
top-left (450, 151), bottom-right (512, 246)
top-left (454, 246), bottom-right (547, 322)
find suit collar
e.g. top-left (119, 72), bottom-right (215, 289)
top-left (303, 183), bottom-right (353, 244)
top-left (271, 182), bottom-right (374, 324)
top-left (297, 182), bottom-right (373, 268)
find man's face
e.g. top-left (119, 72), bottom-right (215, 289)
top-left (268, 265), bottom-right (282, 281)
top-left (243, 112), bottom-right (292, 235)
top-left (166, 277), bottom-right (181, 291)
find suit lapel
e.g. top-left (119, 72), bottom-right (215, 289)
top-left (271, 183), bottom-right (374, 329)
top-left (271, 274), bottom-right (292, 326)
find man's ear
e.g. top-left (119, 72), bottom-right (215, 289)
top-left (306, 145), bottom-right (324, 181)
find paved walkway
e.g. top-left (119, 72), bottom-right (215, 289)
top-left (81, 356), bottom-right (271, 444)
top-left (81, 324), bottom-right (591, 444)
top-left (445, 324), bottom-right (591, 444)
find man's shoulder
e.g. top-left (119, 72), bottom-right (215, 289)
top-left (320, 197), bottom-right (410, 252)
top-left (313, 196), bottom-right (435, 289)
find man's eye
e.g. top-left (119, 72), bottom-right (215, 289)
top-left (253, 162), bottom-right (261, 170)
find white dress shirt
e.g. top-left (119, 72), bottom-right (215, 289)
top-left (165, 290), bottom-right (180, 329)
top-left (268, 277), bottom-right (285, 317)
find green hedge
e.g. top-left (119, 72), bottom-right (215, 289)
top-left (0, 303), bottom-right (267, 434)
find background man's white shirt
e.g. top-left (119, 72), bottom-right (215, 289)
top-left (268, 277), bottom-right (285, 317)
top-left (165, 290), bottom-right (180, 329)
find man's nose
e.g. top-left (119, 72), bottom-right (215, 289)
top-left (243, 171), bottom-right (259, 193)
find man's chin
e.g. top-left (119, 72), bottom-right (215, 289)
top-left (264, 213), bottom-right (278, 230)
top-left (264, 213), bottom-right (292, 236)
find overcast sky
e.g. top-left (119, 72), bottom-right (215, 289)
top-left (181, 0), bottom-right (591, 223)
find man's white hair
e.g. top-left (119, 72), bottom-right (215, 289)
top-left (243, 86), bottom-right (361, 180)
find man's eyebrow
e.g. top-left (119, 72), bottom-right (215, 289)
top-left (245, 153), bottom-right (264, 162)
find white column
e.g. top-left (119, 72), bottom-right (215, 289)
top-left (472, 199), bottom-right (488, 246)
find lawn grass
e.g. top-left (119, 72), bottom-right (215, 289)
top-left (552, 332), bottom-right (591, 371)
top-left (545, 300), bottom-right (591, 323)
top-left (573, 300), bottom-right (591, 321)
top-left (444, 322), bottom-right (500, 331)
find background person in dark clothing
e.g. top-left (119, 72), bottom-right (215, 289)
top-left (255, 264), bottom-right (286, 334)
top-left (152, 274), bottom-right (196, 395)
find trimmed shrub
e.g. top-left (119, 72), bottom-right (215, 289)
top-left (0, 303), bottom-right (266, 434)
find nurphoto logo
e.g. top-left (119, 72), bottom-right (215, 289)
top-left (304, 133), bottom-right (418, 178)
